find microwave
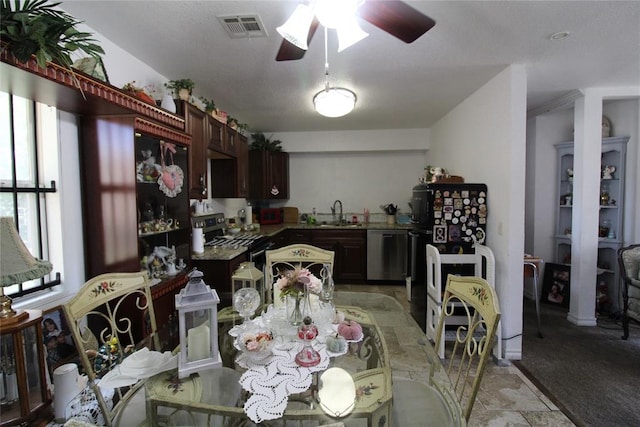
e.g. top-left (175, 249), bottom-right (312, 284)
top-left (259, 208), bottom-right (283, 225)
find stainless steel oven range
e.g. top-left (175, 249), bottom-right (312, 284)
top-left (191, 213), bottom-right (273, 271)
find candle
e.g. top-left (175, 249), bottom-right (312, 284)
top-left (187, 323), bottom-right (210, 361)
top-left (5, 372), bottom-right (18, 402)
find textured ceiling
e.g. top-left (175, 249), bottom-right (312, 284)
top-left (60, 1), bottom-right (640, 133)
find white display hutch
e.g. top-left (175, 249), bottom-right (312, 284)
top-left (555, 136), bottom-right (629, 314)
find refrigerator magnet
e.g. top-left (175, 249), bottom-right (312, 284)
top-left (433, 225), bottom-right (447, 243)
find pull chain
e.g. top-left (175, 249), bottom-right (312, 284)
top-left (323, 26), bottom-right (330, 90)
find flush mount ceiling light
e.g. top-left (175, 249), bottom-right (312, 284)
top-left (313, 87), bottom-right (357, 118)
top-left (277, 0), bottom-right (369, 53)
top-left (313, 28), bottom-right (357, 118)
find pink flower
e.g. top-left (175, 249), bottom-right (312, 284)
top-left (276, 267), bottom-right (322, 300)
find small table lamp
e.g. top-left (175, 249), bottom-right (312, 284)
top-left (0, 216), bottom-right (52, 321)
top-left (175, 268), bottom-right (221, 379)
top-left (231, 262), bottom-right (264, 302)
top-left (0, 217), bottom-right (53, 425)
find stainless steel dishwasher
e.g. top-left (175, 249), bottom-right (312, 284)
top-left (367, 229), bottom-right (408, 281)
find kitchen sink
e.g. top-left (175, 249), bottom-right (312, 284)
top-left (318, 222), bottom-right (363, 227)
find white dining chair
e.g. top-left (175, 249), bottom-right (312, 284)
top-left (393, 275), bottom-right (501, 425)
top-left (264, 243), bottom-right (335, 306)
top-left (63, 271), bottom-right (161, 427)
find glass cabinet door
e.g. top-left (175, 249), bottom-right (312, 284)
top-left (1, 312), bottom-right (50, 425)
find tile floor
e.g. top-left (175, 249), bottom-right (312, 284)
top-left (339, 284), bottom-right (576, 427)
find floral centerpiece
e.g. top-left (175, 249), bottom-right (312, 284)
top-left (275, 266), bottom-right (322, 300)
top-left (275, 266), bottom-right (322, 325)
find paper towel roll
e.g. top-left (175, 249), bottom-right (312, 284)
top-left (245, 205), bottom-right (253, 225)
top-left (54, 363), bottom-right (80, 422)
top-left (192, 227), bottom-right (204, 254)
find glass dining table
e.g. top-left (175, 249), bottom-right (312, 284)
top-left (113, 291), bottom-right (454, 427)
top-left (129, 301), bottom-right (392, 426)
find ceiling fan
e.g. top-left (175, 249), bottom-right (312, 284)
top-left (276, 0), bottom-right (436, 61)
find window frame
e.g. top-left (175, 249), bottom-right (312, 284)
top-left (1, 92), bottom-right (61, 298)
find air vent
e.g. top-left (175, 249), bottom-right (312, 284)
top-left (218, 14), bottom-right (268, 38)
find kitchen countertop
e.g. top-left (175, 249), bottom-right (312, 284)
top-left (260, 222), bottom-right (413, 233)
top-left (192, 245), bottom-right (248, 261)
top-left (191, 222), bottom-right (412, 261)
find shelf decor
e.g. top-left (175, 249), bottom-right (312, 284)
top-left (157, 142), bottom-right (184, 197)
top-left (0, 0), bottom-right (105, 92)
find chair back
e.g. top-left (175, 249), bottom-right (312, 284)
top-left (431, 275), bottom-right (501, 422)
top-left (617, 244), bottom-right (640, 339)
top-left (63, 271), bottom-right (160, 427)
top-left (619, 244), bottom-right (640, 284)
top-left (265, 244), bottom-right (334, 305)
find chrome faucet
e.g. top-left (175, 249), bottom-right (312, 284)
top-left (331, 200), bottom-right (343, 225)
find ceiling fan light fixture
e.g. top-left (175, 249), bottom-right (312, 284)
top-left (314, 0), bottom-right (361, 29)
top-left (313, 87), bottom-right (357, 118)
top-left (336, 17), bottom-right (369, 52)
top-left (276, 3), bottom-right (315, 50)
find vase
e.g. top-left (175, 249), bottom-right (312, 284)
top-left (295, 317), bottom-right (320, 367)
top-left (287, 294), bottom-right (304, 326)
top-left (161, 93), bottom-right (176, 113)
top-left (178, 88), bottom-right (190, 101)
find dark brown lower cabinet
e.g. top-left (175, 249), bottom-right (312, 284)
top-left (312, 230), bottom-right (367, 283)
top-left (192, 254), bottom-right (248, 308)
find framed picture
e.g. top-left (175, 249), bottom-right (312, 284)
top-left (541, 263), bottom-right (571, 307)
top-left (42, 306), bottom-right (79, 380)
top-left (72, 56), bottom-right (109, 83)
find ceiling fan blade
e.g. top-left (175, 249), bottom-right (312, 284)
top-left (276, 17), bottom-right (320, 61)
top-left (357, 0), bottom-right (436, 44)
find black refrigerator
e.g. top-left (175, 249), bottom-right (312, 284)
top-left (408, 182), bottom-right (488, 330)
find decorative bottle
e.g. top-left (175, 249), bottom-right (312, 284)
top-left (320, 263), bottom-right (334, 307)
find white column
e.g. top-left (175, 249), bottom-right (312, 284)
top-left (568, 90), bottom-right (602, 326)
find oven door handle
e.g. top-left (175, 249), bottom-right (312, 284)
top-left (250, 242), bottom-right (274, 261)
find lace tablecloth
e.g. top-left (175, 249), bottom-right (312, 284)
top-left (233, 306), bottom-right (354, 424)
top-left (238, 341), bottom-right (331, 423)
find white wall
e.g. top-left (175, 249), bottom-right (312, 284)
top-left (429, 65), bottom-right (528, 359)
top-left (604, 100), bottom-right (640, 244)
top-left (272, 129), bottom-right (429, 216)
top-left (525, 110), bottom-right (573, 263)
top-left (210, 129), bottom-right (430, 219)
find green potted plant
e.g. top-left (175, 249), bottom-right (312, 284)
top-left (0, 0), bottom-right (105, 90)
top-left (164, 78), bottom-right (195, 101)
top-left (199, 96), bottom-right (217, 116)
top-left (227, 116), bottom-right (239, 130)
top-left (250, 132), bottom-right (282, 151)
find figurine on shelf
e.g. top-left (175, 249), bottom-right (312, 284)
top-left (602, 165), bottom-right (616, 180)
top-left (566, 168), bottom-right (574, 181)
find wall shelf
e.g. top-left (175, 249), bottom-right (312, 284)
top-left (554, 136), bottom-right (629, 314)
